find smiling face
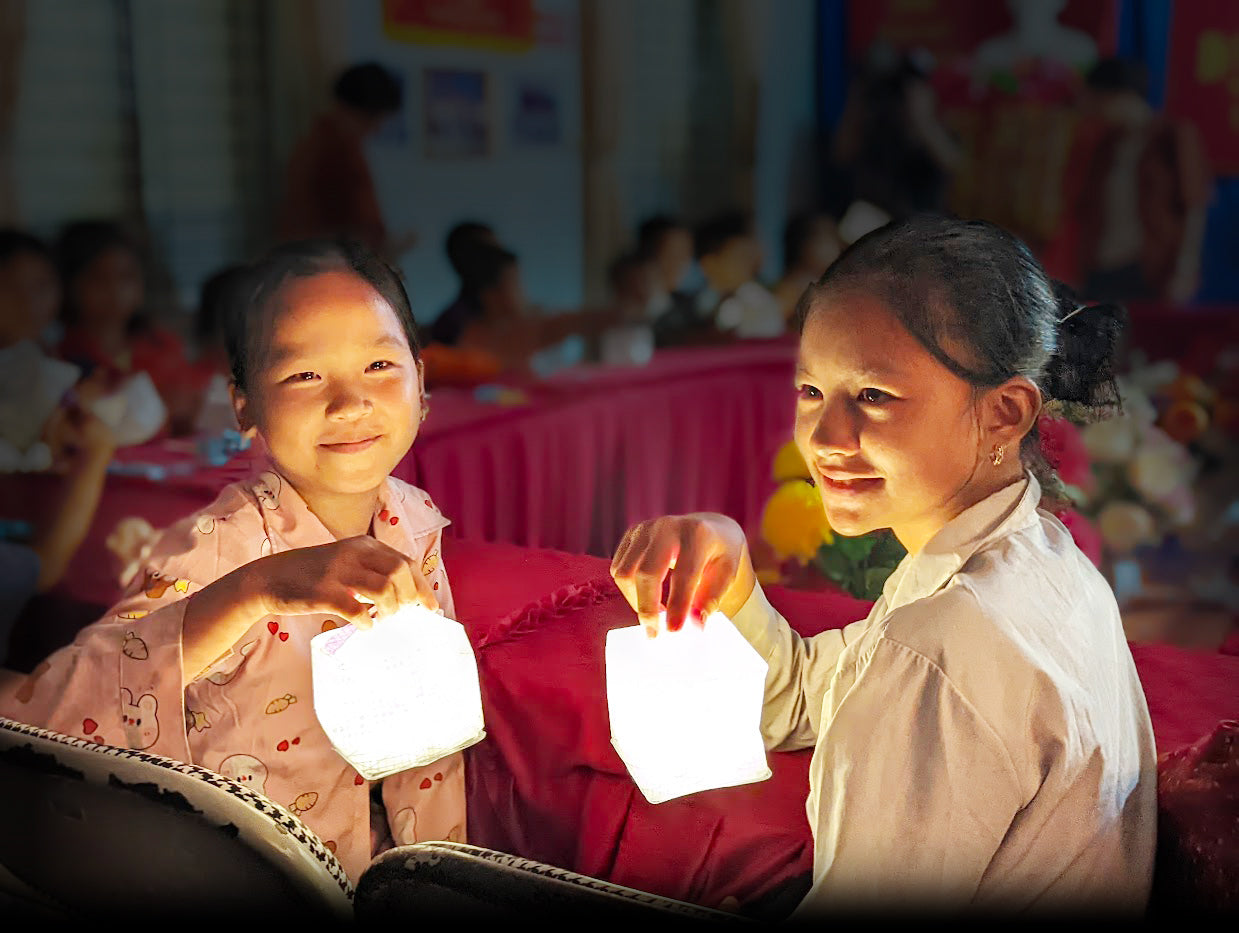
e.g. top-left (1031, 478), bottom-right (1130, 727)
top-left (794, 290), bottom-right (996, 553)
top-left (234, 269), bottom-right (423, 511)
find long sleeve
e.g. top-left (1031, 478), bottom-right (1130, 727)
top-left (0, 563), bottom-right (200, 762)
top-left (729, 583), bottom-right (869, 751)
top-left (797, 638), bottom-right (1022, 913)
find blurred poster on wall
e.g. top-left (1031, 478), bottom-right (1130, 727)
top-left (510, 77), bottom-right (560, 147)
top-left (383, 0), bottom-right (535, 51)
top-left (423, 69), bottom-right (489, 160)
top-left (1165, 2), bottom-right (1239, 175)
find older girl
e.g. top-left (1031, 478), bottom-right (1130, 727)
top-left (611, 216), bottom-right (1156, 915)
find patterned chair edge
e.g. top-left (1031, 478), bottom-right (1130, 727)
top-left (0, 715), bottom-right (354, 905)
top-left (364, 840), bottom-right (748, 921)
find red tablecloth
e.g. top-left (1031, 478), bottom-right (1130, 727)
top-left (443, 537), bottom-right (1239, 908)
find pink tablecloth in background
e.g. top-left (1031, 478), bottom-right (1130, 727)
top-left (398, 340), bottom-right (797, 556)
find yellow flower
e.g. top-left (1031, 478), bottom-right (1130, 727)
top-left (761, 479), bottom-right (833, 562)
top-left (771, 439), bottom-right (811, 482)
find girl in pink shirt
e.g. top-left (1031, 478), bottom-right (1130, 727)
top-left (3, 238), bottom-right (463, 885)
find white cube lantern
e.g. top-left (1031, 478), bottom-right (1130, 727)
top-left (311, 605), bottom-right (486, 780)
top-left (606, 611), bottom-right (772, 804)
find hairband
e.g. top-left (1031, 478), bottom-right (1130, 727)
top-left (1057, 304), bottom-right (1088, 325)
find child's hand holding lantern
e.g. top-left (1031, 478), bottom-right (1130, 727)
top-left (611, 512), bottom-right (757, 637)
top-left (254, 536), bottom-right (438, 627)
top-left (183, 536), bottom-right (437, 682)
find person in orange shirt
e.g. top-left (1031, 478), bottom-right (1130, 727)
top-left (277, 63), bottom-right (417, 263)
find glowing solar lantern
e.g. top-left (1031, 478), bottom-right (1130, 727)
top-left (606, 611), bottom-right (772, 804)
top-left (311, 605), bottom-right (486, 780)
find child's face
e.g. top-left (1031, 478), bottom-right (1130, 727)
top-left (234, 269), bottom-right (423, 502)
top-left (0, 251), bottom-right (60, 346)
top-left (794, 291), bottom-right (988, 553)
top-left (73, 247), bottom-right (143, 328)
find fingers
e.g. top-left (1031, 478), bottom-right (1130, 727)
top-left (611, 521), bottom-right (680, 637)
top-left (348, 538), bottom-right (439, 619)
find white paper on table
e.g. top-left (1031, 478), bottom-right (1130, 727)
top-left (606, 611), bottom-right (771, 804)
top-left (310, 605), bottom-right (486, 780)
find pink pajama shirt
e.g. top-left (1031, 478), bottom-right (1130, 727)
top-left (1, 466), bottom-right (466, 884)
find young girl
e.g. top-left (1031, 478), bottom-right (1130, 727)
top-left (610, 216), bottom-right (1156, 915)
top-left (2, 239), bottom-right (464, 885)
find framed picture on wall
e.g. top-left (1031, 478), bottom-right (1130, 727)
top-left (510, 76), bottom-right (561, 147)
top-left (423, 68), bottom-right (489, 159)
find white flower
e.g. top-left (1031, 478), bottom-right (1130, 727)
top-left (1126, 360), bottom-right (1179, 396)
top-left (1081, 416), bottom-right (1138, 464)
top-left (1098, 501), bottom-right (1159, 554)
top-left (1127, 427), bottom-right (1198, 504)
top-left (1117, 378), bottom-right (1158, 429)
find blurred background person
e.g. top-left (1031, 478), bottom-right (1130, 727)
top-left (831, 43), bottom-right (962, 223)
top-left (634, 215), bottom-right (695, 322)
top-left (430, 220), bottom-right (500, 346)
top-left (1073, 57), bottom-right (1213, 305)
top-left (53, 220), bottom-right (189, 443)
top-left (772, 211), bottom-right (843, 322)
top-left (277, 62), bottom-right (418, 263)
top-left (0, 229), bottom-right (60, 349)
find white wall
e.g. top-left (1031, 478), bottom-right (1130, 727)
top-left (342, 0), bottom-right (584, 324)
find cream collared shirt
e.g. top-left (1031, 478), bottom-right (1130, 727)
top-left (732, 474), bottom-right (1157, 915)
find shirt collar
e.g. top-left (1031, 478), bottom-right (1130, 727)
top-left (248, 462), bottom-right (448, 550)
top-left (881, 472), bottom-right (1042, 612)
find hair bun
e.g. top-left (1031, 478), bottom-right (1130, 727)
top-left (1043, 282), bottom-right (1127, 414)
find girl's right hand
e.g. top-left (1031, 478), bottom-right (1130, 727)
top-left (610, 513), bottom-right (757, 637)
top-left (251, 536), bottom-right (438, 629)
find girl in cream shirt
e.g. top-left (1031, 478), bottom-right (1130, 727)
top-left (611, 215), bottom-right (1156, 916)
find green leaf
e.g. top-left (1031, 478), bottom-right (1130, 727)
top-left (868, 532), bottom-right (907, 566)
top-left (832, 533), bottom-right (876, 561)
top-left (863, 566), bottom-right (895, 600)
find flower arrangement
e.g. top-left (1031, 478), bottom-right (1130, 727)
top-left (755, 441), bottom-right (905, 601)
top-left (1042, 352), bottom-right (1239, 607)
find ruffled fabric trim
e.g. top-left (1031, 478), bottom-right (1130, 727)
top-left (475, 576), bottom-right (618, 649)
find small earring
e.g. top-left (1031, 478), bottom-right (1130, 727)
top-left (989, 444), bottom-right (1005, 467)
top-left (419, 404), bottom-right (429, 423)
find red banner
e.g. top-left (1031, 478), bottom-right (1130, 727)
top-left (382, 0), bottom-right (535, 52)
top-left (1165, 2), bottom-right (1239, 175)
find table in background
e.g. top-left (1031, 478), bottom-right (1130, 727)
top-left (0, 342), bottom-right (796, 608)
top-left (397, 339), bottom-right (798, 555)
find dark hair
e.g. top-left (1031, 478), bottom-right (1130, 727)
top-left (333, 62), bottom-right (402, 115)
top-left (795, 214), bottom-right (1126, 476)
top-left (1085, 58), bottom-right (1149, 98)
top-left (444, 221), bottom-right (495, 278)
top-left (782, 212), bottom-right (833, 275)
top-left (636, 215), bottom-right (685, 260)
top-left (693, 211), bottom-right (752, 261)
top-left (54, 219), bottom-right (146, 328)
top-left (0, 229), bottom-right (52, 266)
top-left (226, 238), bottom-right (421, 393)
top-left (458, 242), bottom-right (518, 301)
top-left (196, 264), bottom-right (252, 346)
top-left (608, 251), bottom-right (649, 291)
